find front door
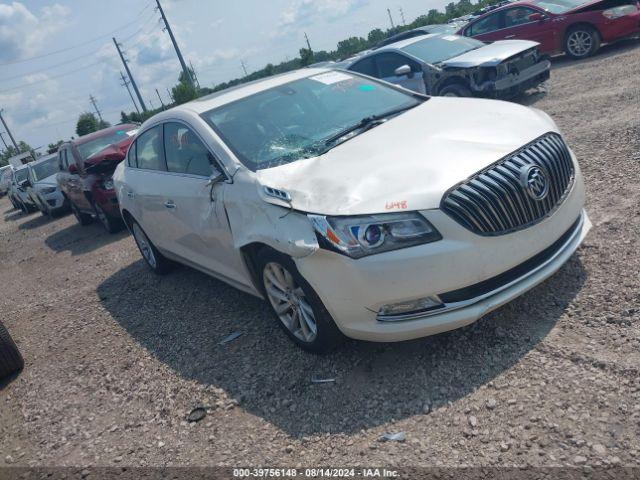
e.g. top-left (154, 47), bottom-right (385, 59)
top-left (156, 121), bottom-right (244, 284)
top-left (374, 52), bottom-right (426, 94)
top-left (500, 6), bottom-right (556, 54)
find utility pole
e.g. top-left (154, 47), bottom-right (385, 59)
top-left (304, 32), bottom-right (313, 52)
top-left (189, 60), bottom-right (201, 89)
top-left (155, 89), bottom-right (166, 110)
top-left (0, 132), bottom-right (8, 151)
top-left (166, 88), bottom-right (174, 102)
top-left (120, 71), bottom-right (140, 114)
top-left (89, 95), bottom-right (104, 123)
top-left (0, 109), bottom-right (19, 150)
top-left (387, 8), bottom-right (396, 28)
top-left (155, 0), bottom-right (194, 87)
top-left (149, 98), bottom-right (155, 110)
top-left (399, 7), bottom-right (406, 25)
top-left (113, 37), bottom-right (148, 112)
top-left (240, 60), bottom-right (248, 77)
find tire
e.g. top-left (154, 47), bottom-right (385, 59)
top-left (256, 248), bottom-right (344, 353)
top-left (0, 322), bottom-right (24, 380)
top-left (438, 84), bottom-right (472, 97)
top-left (70, 202), bottom-right (93, 226)
top-left (131, 220), bottom-right (173, 274)
top-left (94, 203), bottom-right (123, 234)
top-left (9, 196), bottom-right (18, 210)
top-left (565, 25), bottom-right (600, 59)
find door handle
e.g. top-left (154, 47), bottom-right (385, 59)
top-left (164, 200), bottom-right (176, 209)
top-left (127, 191), bottom-right (135, 199)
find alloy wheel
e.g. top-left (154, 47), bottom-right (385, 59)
top-left (567, 30), bottom-right (592, 57)
top-left (263, 262), bottom-right (317, 343)
top-left (132, 223), bottom-right (157, 269)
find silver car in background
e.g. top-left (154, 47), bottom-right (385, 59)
top-left (338, 33), bottom-right (550, 98)
top-left (26, 154), bottom-right (68, 216)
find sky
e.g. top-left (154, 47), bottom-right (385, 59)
top-left (0, 0), bottom-right (451, 151)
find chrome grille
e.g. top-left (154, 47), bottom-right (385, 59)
top-left (441, 133), bottom-right (575, 236)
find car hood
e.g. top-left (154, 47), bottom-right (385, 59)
top-left (440, 40), bottom-right (539, 68)
top-left (256, 97), bottom-right (559, 216)
top-left (35, 173), bottom-right (58, 187)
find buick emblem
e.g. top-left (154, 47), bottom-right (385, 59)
top-left (520, 165), bottom-right (549, 201)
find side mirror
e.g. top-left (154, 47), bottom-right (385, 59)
top-left (394, 64), bottom-right (413, 77)
top-left (528, 12), bottom-right (546, 21)
top-left (68, 163), bottom-right (78, 174)
top-left (19, 179), bottom-right (30, 189)
top-left (207, 169), bottom-right (226, 201)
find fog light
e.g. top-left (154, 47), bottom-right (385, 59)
top-left (379, 296), bottom-right (443, 318)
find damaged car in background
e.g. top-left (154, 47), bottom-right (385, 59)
top-left (338, 33), bottom-right (550, 98)
top-left (57, 124), bottom-right (138, 233)
top-left (114, 68), bottom-right (590, 352)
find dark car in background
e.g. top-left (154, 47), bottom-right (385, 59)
top-left (459, 0), bottom-right (640, 58)
top-left (57, 124), bottom-right (138, 233)
top-left (373, 24), bottom-right (462, 49)
top-left (338, 33), bottom-right (550, 98)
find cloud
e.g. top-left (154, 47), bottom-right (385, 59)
top-left (279, 0), bottom-right (369, 28)
top-left (135, 31), bottom-right (175, 66)
top-left (0, 2), bottom-right (71, 62)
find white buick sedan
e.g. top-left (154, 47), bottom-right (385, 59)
top-left (114, 68), bottom-right (590, 352)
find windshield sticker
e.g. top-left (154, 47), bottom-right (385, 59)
top-left (310, 71), bottom-right (353, 85)
top-left (359, 85), bottom-right (376, 92)
top-left (441, 35), bottom-right (459, 41)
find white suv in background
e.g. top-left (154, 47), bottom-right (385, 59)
top-left (114, 68), bottom-right (590, 352)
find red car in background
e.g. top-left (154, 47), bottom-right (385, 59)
top-left (57, 124), bottom-right (139, 233)
top-left (459, 0), bottom-right (640, 58)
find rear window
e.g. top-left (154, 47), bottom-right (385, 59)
top-left (401, 35), bottom-right (485, 64)
top-left (15, 168), bottom-right (28, 182)
top-left (31, 157), bottom-right (59, 182)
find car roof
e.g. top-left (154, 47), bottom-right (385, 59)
top-left (71, 123), bottom-right (139, 146)
top-left (169, 68), bottom-right (333, 115)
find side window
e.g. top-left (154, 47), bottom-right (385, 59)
top-left (375, 52), bottom-right (421, 77)
top-left (467, 12), bottom-right (502, 36)
top-left (58, 150), bottom-right (65, 170)
top-left (163, 122), bottom-right (215, 177)
top-left (349, 56), bottom-right (376, 77)
top-left (135, 126), bottom-right (166, 171)
top-left (504, 7), bottom-right (537, 27)
top-left (127, 144), bottom-right (137, 168)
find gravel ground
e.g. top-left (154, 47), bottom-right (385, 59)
top-left (1, 39), bottom-right (639, 471)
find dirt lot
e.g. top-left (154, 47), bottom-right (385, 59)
top-left (1, 40), bottom-right (639, 471)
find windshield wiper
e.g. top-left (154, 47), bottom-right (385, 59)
top-left (323, 103), bottom-right (419, 147)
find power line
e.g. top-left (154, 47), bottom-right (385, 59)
top-left (0, 49), bottom-right (111, 83)
top-left (120, 71), bottom-right (140, 114)
top-left (0, 61), bottom-right (104, 94)
top-left (0, 2), bottom-right (154, 67)
top-left (113, 37), bottom-right (148, 112)
top-left (240, 60), bottom-right (248, 76)
top-left (0, 109), bottom-right (20, 150)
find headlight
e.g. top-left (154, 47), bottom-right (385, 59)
top-left (102, 179), bottom-right (114, 190)
top-left (41, 186), bottom-right (56, 194)
top-left (308, 212), bottom-right (442, 259)
top-left (603, 5), bottom-right (636, 18)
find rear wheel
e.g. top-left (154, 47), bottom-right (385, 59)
top-left (70, 202), bottom-right (93, 226)
top-left (94, 203), bottom-right (123, 234)
top-left (0, 322), bottom-right (24, 380)
top-left (131, 221), bottom-right (173, 274)
top-left (565, 26), bottom-right (600, 59)
top-left (439, 84), bottom-right (472, 97)
top-left (257, 249), bottom-right (344, 353)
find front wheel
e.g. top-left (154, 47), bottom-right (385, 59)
top-left (70, 202), bottom-right (93, 226)
top-left (438, 84), bottom-right (472, 97)
top-left (565, 26), bottom-right (600, 59)
top-left (257, 249), bottom-right (344, 353)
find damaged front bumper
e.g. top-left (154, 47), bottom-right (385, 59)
top-left (473, 59), bottom-right (551, 98)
